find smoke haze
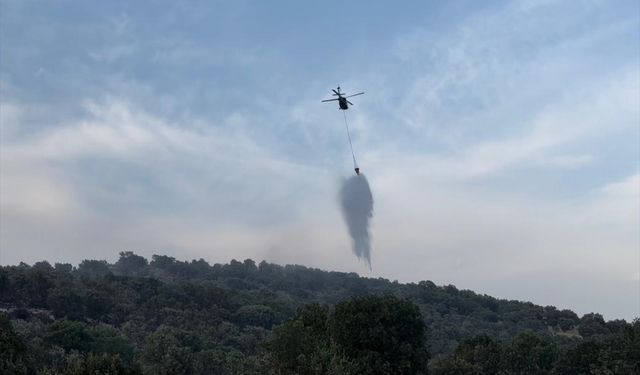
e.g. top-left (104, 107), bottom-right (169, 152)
top-left (339, 174), bottom-right (374, 269)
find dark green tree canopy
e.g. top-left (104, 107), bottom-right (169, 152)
top-left (0, 253), bottom-right (637, 374)
top-left (331, 296), bottom-right (429, 374)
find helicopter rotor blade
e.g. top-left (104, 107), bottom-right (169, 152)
top-left (347, 100), bottom-right (354, 106)
top-left (321, 99), bottom-right (339, 102)
top-left (332, 89), bottom-right (340, 95)
top-left (345, 92), bottom-right (364, 98)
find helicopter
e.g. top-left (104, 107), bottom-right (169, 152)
top-left (321, 86), bottom-right (364, 110)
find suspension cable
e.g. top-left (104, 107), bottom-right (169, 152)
top-left (342, 110), bottom-right (358, 170)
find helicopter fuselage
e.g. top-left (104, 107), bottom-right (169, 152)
top-left (338, 97), bottom-right (349, 110)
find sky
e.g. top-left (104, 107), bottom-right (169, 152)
top-left (1, 0), bottom-right (638, 320)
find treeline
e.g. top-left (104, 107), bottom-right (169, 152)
top-left (429, 328), bottom-right (638, 374)
top-left (0, 252), bottom-right (637, 374)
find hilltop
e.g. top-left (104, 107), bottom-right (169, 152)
top-left (1, 252), bottom-right (636, 374)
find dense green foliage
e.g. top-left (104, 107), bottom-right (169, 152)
top-left (0, 252), bottom-right (637, 374)
top-left (430, 325), bottom-right (639, 374)
top-left (265, 297), bottom-right (429, 374)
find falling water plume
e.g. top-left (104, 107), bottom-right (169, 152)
top-left (339, 174), bottom-right (374, 269)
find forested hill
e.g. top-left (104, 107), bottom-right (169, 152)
top-left (1, 252), bottom-right (637, 374)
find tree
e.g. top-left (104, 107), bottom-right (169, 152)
top-left (85, 288), bottom-right (115, 320)
top-left (264, 304), bottom-right (333, 374)
top-left (90, 324), bottom-right (136, 363)
top-left (47, 287), bottom-right (86, 320)
top-left (76, 260), bottom-right (111, 279)
top-left (114, 252), bottom-right (148, 277)
top-left (265, 319), bottom-right (329, 374)
top-left (46, 320), bottom-right (95, 353)
top-left (265, 303), bottom-right (373, 374)
top-left (578, 313), bottom-right (610, 338)
top-left (552, 340), bottom-right (602, 374)
top-left (500, 332), bottom-right (558, 374)
top-left (596, 318), bottom-right (640, 374)
top-left (0, 268), bottom-right (8, 301)
top-left (453, 335), bottom-right (501, 374)
top-left (141, 326), bottom-right (199, 375)
top-left (243, 259), bottom-right (257, 273)
top-left (0, 313), bottom-right (31, 374)
top-left (331, 296), bottom-right (429, 374)
top-left (62, 353), bottom-right (139, 375)
top-left (54, 263), bottom-right (74, 274)
top-left (8, 266), bottom-right (55, 307)
top-left (233, 305), bottom-right (277, 329)
top-left (430, 356), bottom-right (476, 375)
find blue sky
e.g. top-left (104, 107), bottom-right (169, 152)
top-left (1, 0), bottom-right (638, 320)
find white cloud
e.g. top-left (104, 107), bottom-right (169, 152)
top-left (538, 154), bottom-right (594, 169)
top-left (366, 168), bottom-right (639, 319)
top-left (0, 162), bottom-right (81, 219)
top-left (0, 98), bottom-right (340, 264)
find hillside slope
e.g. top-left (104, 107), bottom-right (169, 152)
top-left (0, 252), bottom-right (635, 373)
